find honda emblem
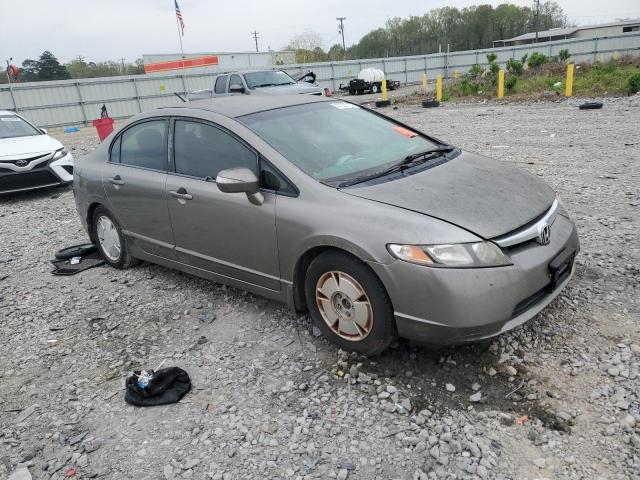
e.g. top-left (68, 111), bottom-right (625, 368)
top-left (537, 224), bottom-right (551, 245)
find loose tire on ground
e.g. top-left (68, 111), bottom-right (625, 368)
top-left (92, 206), bottom-right (139, 269)
top-left (304, 250), bottom-right (396, 355)
top-left (54, 243), bottom-right (97, 260)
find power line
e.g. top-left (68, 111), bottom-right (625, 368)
top-left (251, 31), bottom-right (260, 52)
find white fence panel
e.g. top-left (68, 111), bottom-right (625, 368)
top-left (1, 33), bottom-right (638, 127)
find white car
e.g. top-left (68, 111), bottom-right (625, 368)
top-left (0, 110), bottom-right (74, 194)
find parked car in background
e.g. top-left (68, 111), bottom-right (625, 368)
top-left (188, 69), bottom-right (324, 100)
top-left (0, 111), bottom-right (74, 194)
top-left (73, 95), bottom-right (579, 355)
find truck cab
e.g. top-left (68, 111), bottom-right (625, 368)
top-left (188, 70), bottom-right (324, 100)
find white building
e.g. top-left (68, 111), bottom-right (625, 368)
top-left (142, 51), bottom-right (296, 74)
top-left (493, 19), bottom-right (640, 47)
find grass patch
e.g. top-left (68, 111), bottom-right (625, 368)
top-left (442, 57), bottom-right (640, 100)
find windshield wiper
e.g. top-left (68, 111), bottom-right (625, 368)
top-left (338, 146), bottom-right (455, 188)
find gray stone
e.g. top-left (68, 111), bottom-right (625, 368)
top-left (163, 465), bottom-right (174, 480)
top-left (8, 468), bottom-right (32, 480)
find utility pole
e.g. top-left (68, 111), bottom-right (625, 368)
top-left (5, 59), bottom-right (12, 84)
top-left (534, 0), bottom-right (540, 43)
top-left (251, 31), bottom-right (259, 52)
top-left (120, 57), bottom-right (126, 75)
top-left (337, 17), bottom-right (346, 56)
top-left (77, 55), bottom-right (85, 76)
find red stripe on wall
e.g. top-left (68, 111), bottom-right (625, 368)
top-left (144, 55), bottom-right (219, 73)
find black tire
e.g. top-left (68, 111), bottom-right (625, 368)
top-left (371, 84), bottom-right (379, 94)
top-left (92, 206), bottom-right (139, 269)
top-left (304, 250), bottom-right (396, 355)
top-left (579, 101), bottom-right (603, 110)
top-left (422, 100), bottom-right (440, 108)
top-left (54, 243), bottom-right (97, 260)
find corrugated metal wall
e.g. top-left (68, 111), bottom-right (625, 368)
top-left (2, 33), bottom-right (639, 128)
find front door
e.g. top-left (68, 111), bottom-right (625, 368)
top-left (166, 118), bottom-right (280, 291)
top-left (102, 119), bottom-right (175, 259)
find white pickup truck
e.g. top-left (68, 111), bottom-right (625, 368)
top-left (188, 69), bottom-right (324, 100)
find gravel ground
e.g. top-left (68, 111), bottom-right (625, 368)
top-left (1, 97), bottom-right (638, 480)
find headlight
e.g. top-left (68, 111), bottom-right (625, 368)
top-left (387, 241), bottom-right (512, 268)
top-left (52, 148), bottom-right (68, 161)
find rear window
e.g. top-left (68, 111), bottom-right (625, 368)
top-left (239, 102), bottom-right (438, 183)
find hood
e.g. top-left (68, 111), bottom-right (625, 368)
top-left (254, 82), bottom-right (323, 95)
top-left (341, 151), bottom-right (555, 239)
top-left (0, 134), bottom-right (61, 159)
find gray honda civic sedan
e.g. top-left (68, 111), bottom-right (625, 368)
top-left (73, 95), bottom-right (579, 354)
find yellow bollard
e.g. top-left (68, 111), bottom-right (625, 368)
top-left (497, 69), bottom-right (505, 98)
top-left (565, 63), bottom-right (574, 97)
top-left (422, 73), bottom-right (428, 94)
top-left (454, 69), bottom-right (459, 80)
top-left (436, 74), bottom-right (442, 101)
top-left (381, 79), bottom-right (388, 102)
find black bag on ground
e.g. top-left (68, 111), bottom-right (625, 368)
top-left (125, 367), bottom-right (191, 407)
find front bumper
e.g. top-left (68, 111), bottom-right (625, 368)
top-left (0, 152), bottom-right (74, 194)
top-left (370, 214), bottom-right (580, 344)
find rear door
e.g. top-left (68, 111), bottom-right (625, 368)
top-left (165, 118), bottom-right (280, 291)
top-left (102, 119), bottom-right (175, 259)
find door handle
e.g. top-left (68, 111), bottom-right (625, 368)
top-left (109, 175), bottom-right (125, 186)
top-left (169, 189), bottom-right (193, 201)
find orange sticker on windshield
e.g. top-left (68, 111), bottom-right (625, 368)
top-left (393, 126), bottom-right (418, 138)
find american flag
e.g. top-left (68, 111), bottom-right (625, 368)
top-left (175, 0), bottom-right (185, 36)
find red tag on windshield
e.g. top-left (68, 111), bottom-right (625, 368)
top-left (393, 126), bottom-right (418, 138)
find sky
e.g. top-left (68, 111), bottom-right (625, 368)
top-left (1, 0), bottom-right (639, 65)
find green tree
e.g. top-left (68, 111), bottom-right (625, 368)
top-left (347, 1), bottom-right (568, 59)
top-left (35, 51), bottom-right (70, 80)
top-left (328, 44), bottom-right (345, 61)
top-left (20, 51), bottom-right (70, 82)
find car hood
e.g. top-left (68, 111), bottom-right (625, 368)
top-left (341, 151), bottom-right (556, 239)
top-left (0, 134), bottom-right (61, 158)
top-left (254, 82), bottom-right (322, 95)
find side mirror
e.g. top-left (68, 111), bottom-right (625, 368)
top-left (216, 167), bottom-right (263, 205)
top-left (229, 84), bottom-right (245, 94)
top-left (40, 128), bottom-right (48, 134)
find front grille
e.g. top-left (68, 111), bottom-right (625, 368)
top-left (0, 154), bottom-right (51, 172)
top-left (0, 171), bottom-right (60, 192)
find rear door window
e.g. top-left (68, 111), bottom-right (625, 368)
top-left (118, 120), bottom-right (167, 171)
top-left (214, 75), bottom-right (228, 94)
top-left (228, 74), bottom-right (243, 92)
top-left (173, 120), bottom-right (258, 179)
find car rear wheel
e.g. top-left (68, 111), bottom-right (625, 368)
top-left (92, 206), bottom-right (139, 269)
top-left (305, 251), bottom-right (396, 355)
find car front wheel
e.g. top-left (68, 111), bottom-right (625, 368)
top-left (305, 251), bottom-right (396, 355)
top-left (92, 206), bottom-right (139, 269)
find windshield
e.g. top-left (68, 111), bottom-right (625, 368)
top-left (244, 71), bottom-right (296, 89)
top-left (0, 115), bottom-right (41, 139)
top-left (240, 102), bottom-right (440, 183)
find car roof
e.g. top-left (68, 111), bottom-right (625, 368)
top-left (215, 69), bottom-right (286, 76)
top-left (180, 94), bottom-right (332, 118)
top-left (0, 110), bottom-right (17, 116)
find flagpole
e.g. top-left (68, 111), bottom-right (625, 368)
top-left (175, 8), bottom-right (185, 70)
